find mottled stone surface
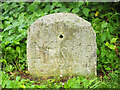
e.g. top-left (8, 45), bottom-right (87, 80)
top-left (27, 13), bottom-right (97, 77)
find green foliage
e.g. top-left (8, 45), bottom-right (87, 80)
top-left (1, 71), bottom-right (39, 88)
top-left (1, 71), bottom-right (118, 88)
top-left (83, 8), bottom-right (90, 17)
top-left (1, 2), bottom-right (119, 88)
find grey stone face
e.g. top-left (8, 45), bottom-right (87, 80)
top-left (27, 13), bottom-right (97, 77)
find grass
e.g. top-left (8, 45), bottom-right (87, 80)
top-left (1, 67), bottom-right (119, 88)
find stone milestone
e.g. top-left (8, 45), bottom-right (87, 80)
top-left (27, 13), bottom-right (97, 77)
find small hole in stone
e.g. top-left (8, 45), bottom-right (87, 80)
top-left (59, 35), bottom-right (63, 38)
top-left (59, 65), bottom-right (61, 67)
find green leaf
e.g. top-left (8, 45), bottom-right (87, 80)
top-left (101, 33), bottom-right (106, 42)
top-left (57, 3), bottom-right (62, 7)
top-left (16, 46), bottom-right (20, 53)
top-left (19, 85), bottom-right (25, 88)
top-left (106, 31), bottom-right (112, 40)
top-left (109, 45), bottom-right (115, 50)
top-left (110, 38), bottom-right (118, 44)
top-left (108, 23), bottom-right (114, 33)
top-left (78, 2), bottom-right (84, 7)
top-left (6, 47), bottom-right (11, 50)
top-left (72, 8), bottom-right (79, 13)
top-left (64, 83), bottom-right (69, 88)
top-left (101, 22), bottom-right (108, 29)
top-left (12, 21), bottom-right (19, 27)
top-left (0, 21), bottom-right (3, 29)
top-left (4, 25), bottom-right (13, 31)
top-left (90, 81), bottom-right (101, 88)
top-left (83, 8), bottom-right (90, 17)
top-left (0, 59), bottom-right (7, 64)
top-left (108, 54), bottom-right (114, 60)
top-left (6, 80), bottom-right (13, 88)
top-left (14, 40), bottom-right (20, 44)
top-left (21, 66), bottom-right (25, 70)
top-left (27, 3), bottom-right (35, 12)
top-left (105, 42), bottom-right (109, 46)
top-left (44, 4), bottom-right (51, 12)
top-left (0, 15), bottom-right (5, 20)
top-left (16, 76), bottom-right (21, 82)
top-left (105, 67), bottom-right (111, 70)
top-left (59, 6), bottom-right (67, 12)
top-left (86, 78), bottom-right (98, 88)
top-left (101, 52), bottom-right (105, 57)
top-left (30, 85), bottom-right (35, 88)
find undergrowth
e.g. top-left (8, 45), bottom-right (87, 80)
top-left (1, 2), bottom-right (120, 88)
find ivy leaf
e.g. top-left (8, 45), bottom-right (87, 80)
top-left (0, 59), bottom-right (7, 64)
top-left (101, 52), bottom-right (105, 57)
top-left (109, 45), bottom-right (115, 50)
top-left (78, 2), bottom-right (84, 7)
top-left (83, 8), bottom-right (90, 17)
top-left (44, 4), bottom-right (51, 12)
top-left (110, 38), bottom-right (118, 44)
top-left (0, 22), bottom-right (3, 29)
top-left (4, 25), bottom-right (13, 32)
top-left (101, 33), bottom-right (106, 42)
top-left (57, 3), bottom-right (62, 7)
top-left (72, 8), bottom-right (79, 13)
top-left (27, 3), bottom-right (36, 12)
top-left (14, 40), bottom-right (20, 44)
top-left (6, 47), bottom-right (11, 50)
top-left (16, 46), bottom-right (20, 53)
top-left (12, 21), bottom-right (19, 27)
top-left (105, 42), bottom-right (109, 46)
top-left (101, 22), bottom-right (108, 29)
top-left (59, 6), bottom-right (67, 12)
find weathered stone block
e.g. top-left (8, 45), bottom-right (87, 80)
top-left (27, 13), bottom-right (97, 77)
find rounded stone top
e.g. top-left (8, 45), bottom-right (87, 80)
top-left (31, 13), bottom-right (91, 27)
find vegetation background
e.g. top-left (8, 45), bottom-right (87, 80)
top-left (0, 1), bottom-right (120, 88)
